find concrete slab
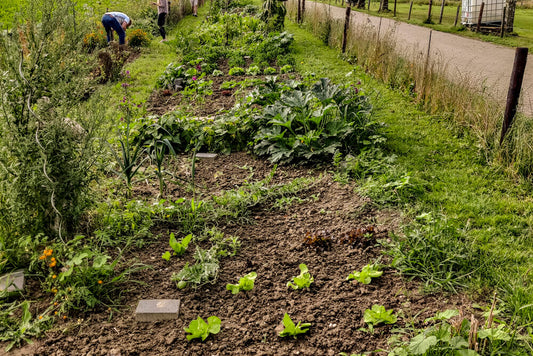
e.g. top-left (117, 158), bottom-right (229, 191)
top-left (0, 270), bottom-right (24, 292)
top-left (196, 153), bottom-right (217, 159)
top-left (135, 299), bottom-right (180, 322)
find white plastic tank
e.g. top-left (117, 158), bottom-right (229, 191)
top-left (462, 0), bottom-right (505, 25)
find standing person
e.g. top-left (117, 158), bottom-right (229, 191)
top-left (101, 12), bottom-right (132, 45)
top-left (190, 0), bottom-right (198, 16)
top-left (152, 0), bottom-right (169, 42)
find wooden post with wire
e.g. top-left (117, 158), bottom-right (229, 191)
top-left (500, 47), bottom-right (528, 144)
top-left (454, 5), bottom-right (460, 26)
top-left (342, 5), bottom-right (351, 53)
top-left (500, 6), bottom-right (506, 38)
top-left (439, 0), bottom-right (445, 24)
top-left (476, 2), bottom-right (484, 32)
top-left (408, 0), bottom-right (413, 19)
top-left (427, 0), bottom-right (433, 23)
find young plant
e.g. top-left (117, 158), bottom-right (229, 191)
top-left (287, 263), bottom-right (314, 290)
top-left (279, 313), bottom-right (311, 339)
top-left (162, 233), bottom-right (192, 260)
top-left (226, 272), bottom-right (257, 294)
top-left (229, 66), bottom-right (246, 76)
top-left (263, 66), bottom-right (277, 75)
top-left (363, 304), bottom-right (398, 332)
top-left (346, 264), bottom-right (383, 285)
top-left (184, 316), bottom-right (221, 341)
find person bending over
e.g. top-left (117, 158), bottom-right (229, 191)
top-left (101, 12), bottom-right (132, 45)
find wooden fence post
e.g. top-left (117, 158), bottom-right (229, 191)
top-left (439, 0), bottom-right (445, 24)
top-left (342, 6), bottom-right (351, 53)
top-left (394, 0), bottom-right (397, 16)
top-left (302, 0), bottom-right (306, 21)
top-left (427, 0), bottom-right (433, 23)
top-left (500, 47), bottom-right (528, 144)
top-left (297, 0), bottom-right (301, 23)
top-left (408, 0), bottom-right (413, 20)
top-left (476, 2), bottom-right (484, 32)
top-left (454, 5), bottom-right (460, 26)
top-left (500, 5), bottom-right (506, 38)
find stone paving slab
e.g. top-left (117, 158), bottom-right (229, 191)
top-left (0, 270), bottom-right (25, 292)
top-left (135, 299), bottom-right (181, 322)
top-left (196, 153), bottom-right (217, 159)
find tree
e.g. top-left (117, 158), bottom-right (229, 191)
top-left (506, 0), bottom-right (516, 32)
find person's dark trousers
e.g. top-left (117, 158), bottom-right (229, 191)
top-left (157, 12), bottom-right (167, 39)
top-left (101, 14), bottom-right (126, 45)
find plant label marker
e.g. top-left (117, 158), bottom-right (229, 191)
top-left (135, 299), bottom-right (181, 322)
top-left (196, 153), bottom-right (218, 159)
top-left (0, 270), bottom-right (24, 292)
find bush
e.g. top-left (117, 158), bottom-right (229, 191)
top-left (82, 30), bottom-right (107, 52)
top-left (127, 29), bottom-right (151, 47)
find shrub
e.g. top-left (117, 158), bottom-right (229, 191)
top-left (127, 29), bottom-right (151, 47)
top-left (82, 30), bottom-right (107, 52)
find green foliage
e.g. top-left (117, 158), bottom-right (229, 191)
top-left (287, 263), bottom-right (314, 290)
top-left (280, 64), bottom-right (293, 74)
top-left (229, 67), bottom-right (246, 76)
top-left (0, 301), bottom-right (52, 351)
top-left (184, 316), bottom-right (221, 341)
top-left (253, 78), bottom-right (376, 164)
top-left (384, 214), bottom-right (487, 293)
top-left (126, 29), bottom-right (151, 48)
top-left (363, 304), bottom-right (397, 332)
top-left (346, 264), bottom-right (383, 284)
top-left (226, 271), bottom-right (257, 294)
top-left (278, 313), bottom-right (311, 339)
top-left (163, 233), bottom-right (192, 260)
top-left (246, 65), bottom-right (261, 76)
top-left (263, 67), bottom-right (277, 75)
top-left (83, 30), bottom-right (107, 52)
top-left (171, 228), bottom-right (240, 289)
top-left (0, 0), bottom-right (101, 239)
top-left (260, 0), bottom-right (287, 32)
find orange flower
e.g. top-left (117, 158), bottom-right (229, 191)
top-left (38, 315), bottom-right (43, 320)
top-left (39, 255), bottom-right (46, 260)
top-left (51, 288), bottom-right (58, 293)
top-left (54, 302), bottom-right (58, 306)
top-left (98, 280), bottom-right (103, 284)
top-left (50, 257), bottom-right (56, 262)
top-left (49, 261), bottom-right (56, 267)
top-left (63, 315), bottom-right (67, 320)
top-left (44, 249), bottom-right (53, 257)
top-left (52, 274), bottom-right (57, 279)
top-left (54, 311), bottom-right (58, 315)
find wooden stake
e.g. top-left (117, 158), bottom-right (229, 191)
top-left (427, 0), bottom-right (433, 23)
top-left (439, 0), bottom-right (445, 24)
top-left (408, 0), bottom-right (413, 20)
top-left (500, 47), bottom-right (528, 144)
top-left (394, 0), bottom-right (397, 16)
top-left (342, 6), bottom-right (351, 53)
top-left (476, 2), bottom-right (484, 32)
top-left (454, 5), bottom-right (460, 26)
top-left (500, 5), bottom-right (506, 38)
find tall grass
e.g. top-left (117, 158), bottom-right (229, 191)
top-left (289, 0), bottom-right (533, 179)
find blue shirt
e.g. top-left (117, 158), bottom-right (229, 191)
top-left (106, 12), bottom-right (131, 26)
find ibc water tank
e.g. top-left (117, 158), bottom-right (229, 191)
top-left (461, 0), bottom-right (505, 25)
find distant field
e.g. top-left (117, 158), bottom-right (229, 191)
top-left (0, 0), bottom-right (148, 27)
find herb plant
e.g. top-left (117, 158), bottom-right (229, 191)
top-left (226, 271), bottom-right (257, 294)
top-left (346, 264), bottom-right (383, 284)
top-left (287, 263), bottom-right (314, 290)
top-left (184, 316), bottom-right (221, 341)
top-left (279, 313), bottom-right (311, 339)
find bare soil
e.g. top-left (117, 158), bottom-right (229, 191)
top-left (9, 61), bottom-right (476, 356)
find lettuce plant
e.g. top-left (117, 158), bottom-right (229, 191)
top-left (287, 263), bottom-right (313, 290)
top-left (346, 264), bottom-right (382, 284)
top-left (279, 313), bottom-right (311, 339)
top-left (226, 272), bottom-right (257, 294)
top-left (184, 316), bottom-right (221, 341)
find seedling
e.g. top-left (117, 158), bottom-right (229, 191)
top-left (363, 304), bottom-right (397, 332)
top-left (346, 264), bottom-right (383, 284)
top-left (278, 313), bottom-right (311, 339)
top-left (162, 233), bottom-right (192, 260)
top-left (184, 316), bottom-right (221, 341)
top-left (287, 263), bottom-right (314, 290)
top-left (226, 272), bottom-right (257, 294)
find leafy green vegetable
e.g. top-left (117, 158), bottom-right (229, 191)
top-left (363, 304), bottom-right (397, 332)
top-left (226, 272), bottom-right (257, 294)
top-left (184, 316), bottom-right (221, 341)
top-left (169, 233), bottom-right (192, 256)
top-left (162, 251), bottom-right (171, 261)
top-left (278, 313), bottom-right (311, 339)
top-left (424, 309), bottom-right (460, 323)
top-left (287, 263), bottom-right (314, 290)
top-left (346, 264), bottom-right (383, 284)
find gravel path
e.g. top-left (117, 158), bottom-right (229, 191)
top-left (304, 2), bottom-right (533, 116)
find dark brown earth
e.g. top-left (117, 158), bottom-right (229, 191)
top-left (9, 61), bottom-right (475, 356)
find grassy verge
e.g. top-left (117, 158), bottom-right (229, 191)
top-left (288, 19), bottom-right (533, 323)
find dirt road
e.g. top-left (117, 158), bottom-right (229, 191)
top-left (305, 2), bottom-right (533, 116)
